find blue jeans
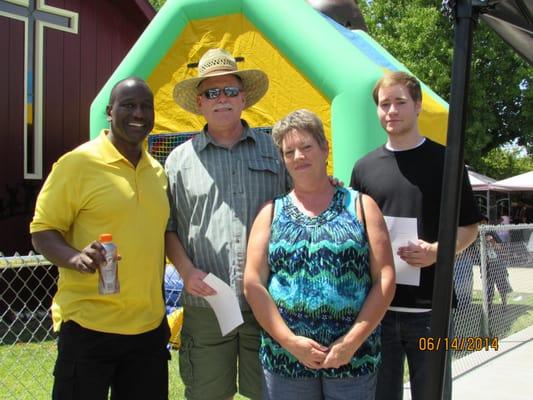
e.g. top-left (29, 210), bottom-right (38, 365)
top-left (262, 368), bottom-right (377, 400)
top-left (375, 311), bottom-right (452, 400)
top-left (454, 259), bottom-right (473, 306)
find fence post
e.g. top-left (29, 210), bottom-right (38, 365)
top-left (478, 226), bottom-right (490, 337)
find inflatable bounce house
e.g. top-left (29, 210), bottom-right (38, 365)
top-left (90, 0), bottom-right (448, 182)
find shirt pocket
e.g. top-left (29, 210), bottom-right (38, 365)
top-left (246, 156), bottom-right (284, 201)
top-left (247, 156), bottom-right (280, 175)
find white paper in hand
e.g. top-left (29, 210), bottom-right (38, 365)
top-left (203, 273), bottom-right (244, 336)
top-left (384, 216), bottom-right (421, 286)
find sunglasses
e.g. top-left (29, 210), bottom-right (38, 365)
top-left (200, 86), bottom-right (242, 100)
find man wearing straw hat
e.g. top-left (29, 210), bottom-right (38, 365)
top-left (165, 48), bottom-right (288, 400)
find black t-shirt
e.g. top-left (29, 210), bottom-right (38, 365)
top-left (350, 138), bottom-right (481, 308)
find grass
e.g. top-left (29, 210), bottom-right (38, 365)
top-left (0, 342), bottom-right (248, 400)
top-left (0, 340), bottom-right (57, 400)
top-left (458, 289), bottom-right (533, 341)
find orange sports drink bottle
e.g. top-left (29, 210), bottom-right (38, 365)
top-left (98, 233), bottom-right (120, 294)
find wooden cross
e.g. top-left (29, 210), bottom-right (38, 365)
top-left (0, 0), bottom-right (78, 179)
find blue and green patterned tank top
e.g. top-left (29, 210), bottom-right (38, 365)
top-left (260, 187), bottom-right (381, 379)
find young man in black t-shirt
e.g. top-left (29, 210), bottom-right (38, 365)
top-left (351, 71), bottom-right (481, 400)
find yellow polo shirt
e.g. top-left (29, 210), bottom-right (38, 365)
top-left (31, 130), bottom-right (169, 334)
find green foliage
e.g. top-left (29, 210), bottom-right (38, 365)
top-left (359, 0), bottom-right (532, 168)
top-left (475, 146), bottom-right (533, 180)
top-left (359, 1), bottom-right (453, 96)
top-left (148, 0), bottom-right (166, 11)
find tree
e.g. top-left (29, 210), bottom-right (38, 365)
top-left (479, 147), bottom-right (533, 180)
top-left (149, 0), bottom-right (165, 11)
top-left (359, 0), bottom-right (532, 167)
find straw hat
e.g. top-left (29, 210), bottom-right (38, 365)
top-left (173, 48), bottom-right (269, 115)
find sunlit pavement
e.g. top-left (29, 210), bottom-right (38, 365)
top-left (403, 325), bottom-right (533, 399)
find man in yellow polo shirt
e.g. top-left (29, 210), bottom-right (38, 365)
top-left (30, 77), bottom-right (170, 400)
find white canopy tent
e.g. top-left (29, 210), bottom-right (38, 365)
top-left (468, 170), bottom-right (497, 218)
top-left (490, 171), bottom-right (533, 192)
top-left (468, 170), bottom-right (496, 191)
top-left (471, 170), bottom-right (533, 221)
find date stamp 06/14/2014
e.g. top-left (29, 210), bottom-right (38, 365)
top-left (418, 336), bottom-right (500, 352)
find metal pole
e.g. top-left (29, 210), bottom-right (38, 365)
top-left (478, 226), bottom-right (491, 336)
top-left (427, 1), bottom-right (478, 398)
top-left (487, 189), bottom-right (491, 221)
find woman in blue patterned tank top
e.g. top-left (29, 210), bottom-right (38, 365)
top-left (244, 110), bottom-right (396, 399)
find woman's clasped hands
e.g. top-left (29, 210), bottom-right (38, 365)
top-left (287, 335), bottom-right (358, 370)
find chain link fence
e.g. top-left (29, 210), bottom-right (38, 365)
top-left (1, 224), bottom-right (532, 398)
top-left (0, 255), bottom-right (184, 399)
top-left (452, 223), bottom-right (533, 377)
top-left (0, 254), bottom-right (57, 399)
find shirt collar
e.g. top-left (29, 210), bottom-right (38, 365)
top-left (196, 119), bottom-right (257, 152)
top-left (97, 129), bottom-right (151, 168)
top-left (384, 136), bottom-right (426, 152)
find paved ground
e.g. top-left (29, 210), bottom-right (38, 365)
top-left (452, 330), bottom-right (533, 399)
top-left (402, 325), bottom-right (533, 399)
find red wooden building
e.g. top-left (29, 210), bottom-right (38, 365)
top-left (0, 0), bottom-right (155, 255)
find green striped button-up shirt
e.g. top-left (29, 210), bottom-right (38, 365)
top-left (165, 121), bottom-right (289, 308)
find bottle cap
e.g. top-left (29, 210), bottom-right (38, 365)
top-left (99, 233), bottom-right (113, 242)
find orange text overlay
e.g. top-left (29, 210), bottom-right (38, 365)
top-left (418, 336), bottom-right (499, 352)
